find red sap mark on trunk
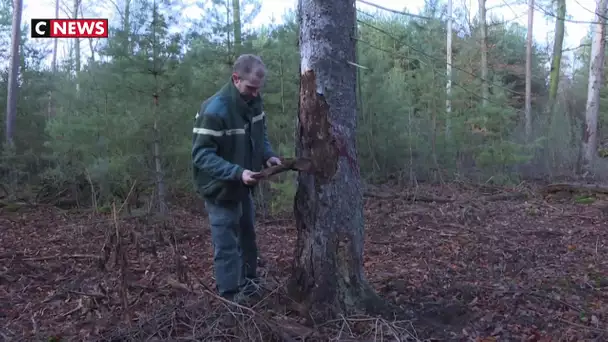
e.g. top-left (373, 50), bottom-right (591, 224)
top-left (332, 134), bottom-right (359, 176)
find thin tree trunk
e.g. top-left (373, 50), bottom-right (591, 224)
top-left (288, 0), bottom-right (391, 321)
top-left (46, 0), bottom-right (59, 120)
top-left (79, 5), bottom-right (95, 62)
top-left (151, 2), bottom-right (166, 215)
top-left (581, 0), bottom-right (607, 171)
top-left (124, 0), bottom-right (131, 54)
top-left (279, 55), bottom-right (285, 115)
top-left (479, 0), bottom-right (488, 107)
top-left (525, 0), bottom-right (534, 139)
top-left (52, 0), bottom-right (59, 72)
top-left (547, 0), bottom-right (566, 117)
top-left (88, 38), bottom-right (95, 62)
top-left (6, 0), bottom-right (22, 146)
top-left (73, 0), bottom-right (81, 93)
top-left (446, 0), bottom-right (452, 137)
top-left (232, 0), bottom-right (241, 55)
top-left (153, 97), bottom-right (166, 215)
top-left (225, 0), bottom-right (232, 57)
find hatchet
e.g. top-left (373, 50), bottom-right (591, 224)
top-left (251, 157), bottom-right (313, 180)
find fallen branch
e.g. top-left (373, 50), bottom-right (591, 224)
top-left (364, 191), bottom-right (454, 203)
top-left (252, 158), bottom-right (313, 180)
top-left (542, 183), bottom-right (608, 195)
top-left (0, 200), bottom-right (31, 209)
top-left (0, 253), bottom-right (101, 261)
top-left (363, 187), bottom-right (528, 204)
top-left (478, 192), bottom-right (527, 202)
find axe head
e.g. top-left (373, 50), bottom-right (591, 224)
top-left (251, 157), bottom-right (315, 180)
top-left (290, 157), bottom-right (314, 173)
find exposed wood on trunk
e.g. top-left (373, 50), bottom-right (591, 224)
top-left (288, 0), bottom-right (394, 321)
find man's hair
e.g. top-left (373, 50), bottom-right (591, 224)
top-left (233, 54), bottom-right (266, 81)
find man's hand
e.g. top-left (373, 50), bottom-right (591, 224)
top-left (241, 169), bottom-right (259, 185)
top-left (266, 156), bottom-right (282, 168)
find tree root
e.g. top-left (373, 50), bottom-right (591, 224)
top-left (356, 282), bottom-right (413, 320)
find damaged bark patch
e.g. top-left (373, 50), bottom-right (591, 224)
top-left (298, 70), bottom-right (339, 183)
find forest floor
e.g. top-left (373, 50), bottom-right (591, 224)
top-left (1, 181), bottom-right (607, 341)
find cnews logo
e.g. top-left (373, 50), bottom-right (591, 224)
top-left (31, 19), bottom-right (109, 38)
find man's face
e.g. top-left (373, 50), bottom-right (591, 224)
top-left (232, 70), bottom-right (264, 100)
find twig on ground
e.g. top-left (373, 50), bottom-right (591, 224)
top-left (61, 298), bottom-right (83, 317)
top-left (557, 318), bottom-right (608, 334)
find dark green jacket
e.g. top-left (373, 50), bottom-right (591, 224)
top-left (192, 80), bottom-right (276, 204)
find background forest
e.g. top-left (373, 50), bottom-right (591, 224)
top-left (0, 0), bottom-right (605, 214)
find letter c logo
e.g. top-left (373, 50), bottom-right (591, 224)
top-left (35, 21), bottom-right (46, 35)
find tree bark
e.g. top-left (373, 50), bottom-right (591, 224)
top-left (581, 0), bottom-right (607, 171)
top-left (288, 0), bottom-right (389, 321)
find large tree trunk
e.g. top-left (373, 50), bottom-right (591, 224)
top-left (581, 0), bottom-right (607, 172)
top-left (287, 0), bottom-right (387, 321)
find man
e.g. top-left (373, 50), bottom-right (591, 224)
top-left (192, 54), bottom-right (281, 301)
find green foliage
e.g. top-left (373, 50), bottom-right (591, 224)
top-left (0, 0), bottom-right (597, 212)
top-left (269, 177), bottom-right (296, 214)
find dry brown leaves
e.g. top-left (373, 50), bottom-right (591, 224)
top-left (0, 182), bottom-right (606, 341)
